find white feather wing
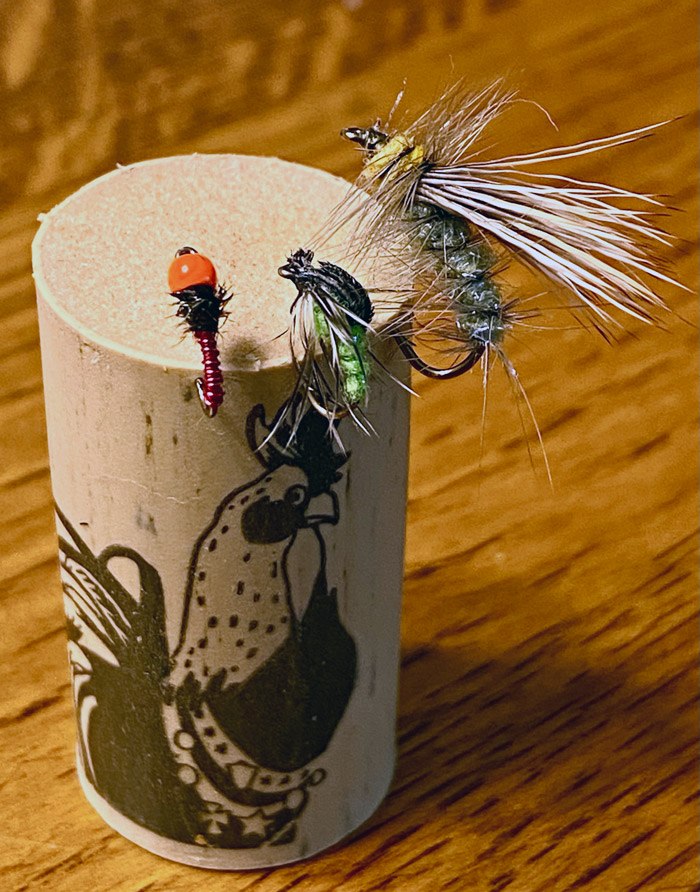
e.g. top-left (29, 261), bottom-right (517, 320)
top-left (419, 128), bottom-right (681, 326)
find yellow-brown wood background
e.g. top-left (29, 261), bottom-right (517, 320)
top-left (0, 0), bottom-right (697, 889)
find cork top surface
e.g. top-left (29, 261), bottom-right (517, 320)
top-left (33, 154), bottom-right (387, 371)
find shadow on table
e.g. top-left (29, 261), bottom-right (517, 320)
top-left (342, 631), bottom-right (697, 849)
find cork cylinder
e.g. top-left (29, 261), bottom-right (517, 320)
top-left (32, 155), bottom-right (409, 869)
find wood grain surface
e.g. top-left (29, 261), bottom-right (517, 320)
top-left (0, 0), bottom-right (697, 890)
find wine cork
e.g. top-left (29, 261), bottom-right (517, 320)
top-left (33, 155), bottom-right (409, 869)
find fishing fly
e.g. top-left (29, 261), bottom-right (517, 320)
top-left (167, 246), bottom-right (231, 417)
top-left (326, 79), bottom-right (683, 477)
top-left (274, 248), bottom-right (377, 444)
top-left (271, 248), bottom-right (410, 448)
top-left (339, 79), bottom-right (679, 380)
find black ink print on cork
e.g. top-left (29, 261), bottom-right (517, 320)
top-left (57, 404), bottom-right (357, 849)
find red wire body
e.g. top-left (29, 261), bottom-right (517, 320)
top-left (194, 331), bottom-right (224, 417)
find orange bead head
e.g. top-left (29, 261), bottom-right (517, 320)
top-left (168, 247), bottom-right (217, 293)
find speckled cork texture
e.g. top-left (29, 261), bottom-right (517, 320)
top-left (34, 154), bottom-right (379, 370)
top-left (33, 154), bottom-right (410, 868)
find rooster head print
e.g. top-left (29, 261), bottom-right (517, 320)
top-left (170, 404), bottom-right (346, 693)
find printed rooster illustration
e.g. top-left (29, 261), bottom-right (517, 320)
top-left (58, 405), bottom-right (357, 848)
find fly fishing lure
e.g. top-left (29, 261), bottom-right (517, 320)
top-left (275, 248), bottom-right (376, 443)
top-left (339, 80), bottom-right (679, 378)
top-left (168, 246), bottom-right (231, 417)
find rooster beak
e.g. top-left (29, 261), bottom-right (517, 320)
top-left (304, 491), bottom-right (339, 527)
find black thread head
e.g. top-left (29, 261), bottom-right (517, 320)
top-left (341, 121), bottom-right (390, 156)
top-left (278, 248), bottom-right (315, 282)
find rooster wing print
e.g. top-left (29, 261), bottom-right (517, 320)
top-left (58, 405), bottom-right (357, 849)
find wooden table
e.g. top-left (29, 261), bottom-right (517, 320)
top-left (0, 0), bottom-right (697, 889)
